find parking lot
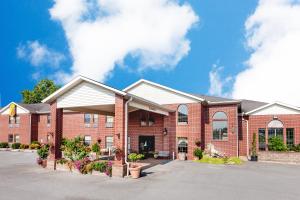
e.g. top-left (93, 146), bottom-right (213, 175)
top-left (1, 151), bottom-right (300, 200)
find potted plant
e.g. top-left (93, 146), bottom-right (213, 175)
top-left (250, 132), bottom-right (258, 161)
top-left (128, 153), bottom-right (144, 179)
top-left (193, 148), bottom-right (203, 160)
top-left (37, 144), bottom-right (49, 168)
top-left (112, 146), bottom-right (123, 161)
top-left (91, 143), bottom-right (100, 159)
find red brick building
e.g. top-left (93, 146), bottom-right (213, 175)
top-left (1, 76), bottom-right (300, 162)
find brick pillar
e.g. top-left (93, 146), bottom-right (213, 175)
top-left (114, 95), bottom-right (125, 164)
top-left (49, 101), bottom-right (63, 161)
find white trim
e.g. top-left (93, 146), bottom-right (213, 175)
top-left (42, 75), bottom-right (126, 103)
top-left (208, 100), bottom-right (241, 105)
top-left (129, 101), bottom-right (169, 116)
top-left (0, 102), bottom-right (30, 114)
top-left (245, 102), bottom-right (300, 115)
top-left (123, 79), bottom-right (205, 102)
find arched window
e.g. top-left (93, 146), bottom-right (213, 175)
top-left (212, 112), bottom-right (228, 141)
top-left (178, 104), bottom-right (188, 124)
top-left (268, 120), bottom-right (283, 139)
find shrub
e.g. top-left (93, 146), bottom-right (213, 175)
top-left (289, 144), bottom-right (300, 152)
top-left (93, 161), bottom-right (107, 173)
top-left (61, 136), bottom-right (89, 161)
top-left (193, 148), bottom-right (203, 160)
top-left (0, 142), bottom-right (9, 148)
top-left (11, 143), bottom-right (21, 149)
top-left (30, 143), bottom-right (41, 149)
top-left (56, 158), bottom-right (68, 165)
top-left (37, 144), bottom-right (49, 159)
top-left (251, 133), bottom-right (257, 156)
top-left (128, 153), bottom-right (144, 163)
top-left (20, 144), bottom-right (29, 149)
top-left (91, 143), bottom-right (100, 154)
top-left (268, 137), bottom-right (287, 151)
top-left (31, 141), bottom-right (40, 145)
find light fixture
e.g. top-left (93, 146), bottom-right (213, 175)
top-left (163, 128), bottom-right (168, 135)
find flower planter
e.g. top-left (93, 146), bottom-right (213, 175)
top-left (41, 159), bottom-right (47, 168)
top-left (178, 152), bottom-right (186, 161)
top-left (250, 155), bottom-right (258, 161)
top-left (129, 165), bottom-right (142, 179)
top-left (153, 154), bottom-right (159, 159)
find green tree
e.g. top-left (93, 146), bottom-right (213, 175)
top-left (21, 79), bottom-right (60, 104)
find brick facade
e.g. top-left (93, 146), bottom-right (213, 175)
top-left (2, 102), bottom-right (300, 160)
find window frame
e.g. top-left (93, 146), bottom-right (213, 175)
top-left (83, 135), bottom-right (92, 146)
top-left (84, 114), bottom-right (91, 124)
top-left (14, 134), bottom-right (20, 143)
top-left (177, 104), bottom-right (188, 125)
top-left (105, 116), bottom-right (114, 128)
top-left (286, 128), bottom-right (294, 148)
top-left (47, 114), bottom-right (51, 125)
top-left (177, 137), bottom-right (188, 153)
top-left (105, 136), bottom-right (114, 149)
top-left (212, 111), bottom-right (228, 141)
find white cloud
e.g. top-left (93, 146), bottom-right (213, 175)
top-left (209, 64), bottom-right (232, 97)
top-left (17, 40), bottom-right (65, 68)
top-left (49, 0), bottom-right (199, 82)
top-left (232, 0), bottom-right (300, 105)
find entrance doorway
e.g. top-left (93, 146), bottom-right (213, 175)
top-left (139, 136), bottom-right (155, 157)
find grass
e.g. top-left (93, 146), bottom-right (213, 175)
top-left (195, 155), bottom-right (244, 165)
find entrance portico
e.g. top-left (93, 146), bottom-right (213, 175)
top-left (42, 76), bottom-right (171, 176)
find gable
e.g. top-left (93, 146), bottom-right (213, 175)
top-left (1, 103), bottom-right (29, 115)
top-left (126, 82), bottom-right (198, 104)
top-left (57, 81), bottom-right (116, 108)
top-left (250, 104), bottom-right (300, 115)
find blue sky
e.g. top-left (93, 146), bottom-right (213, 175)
top-left (2, 0), bottom-right (299, 106)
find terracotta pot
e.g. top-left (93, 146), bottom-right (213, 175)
top-left (178, 152), bottom-right (186, 161)
top-left (129, 165), bottom-right (142, 179)
top-left (36, 158), bottom-right (42, 165)
top-left (41, 159), bottom-right (47, 168)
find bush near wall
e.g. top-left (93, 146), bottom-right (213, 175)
top-left (268, 137), bottom-right (287, 151)
top-left (11, 143), bottom-right (21, 149)
top-left (0, 142), bottom-right (9, 148)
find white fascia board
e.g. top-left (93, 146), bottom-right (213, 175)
top-left (123, 79), bottom-right (205, 102)
top-left (0, 102), bottom-right (30, 114)
top-left (42, 75), bottom-right (126, 103)
top-left (245, 101), bottom-right (300, 115)
top-left (207, 100), bottom-right (241, 105)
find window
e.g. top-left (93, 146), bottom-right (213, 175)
top-left (286, 128), bottom-right (294, 148)
top-left (9, 116), bottom-right (14, 124)
top-left (106, 116), bottom-right (114, 128)
top-left (149, 115), bottom-right (155, 126)
top-left (140, 112), bottom-right (147, 126)
top-left (47, 114), bottom-right (51, 125)
top-left (93, 114), bottom-right (99, 124)
top-left (106, 136), bottom-right (114, 149)
top-left (140, 112), bottom-right (155, 127)
top-left (84, 114), bottom-right (91, 124)
top-left (212, 112), bottom-right (228, 140)
top-left (178, 137), bottom-right (188, 153)
top-left (8, 134), bottom-right (14, 143)
top-left (14, 134), bottom-right (20, 143)
top-left (268, 120), bottom-right (283, 139)
top-left (178, 105), bottom-right (188, 124)
top-left (15, 116), bottom-right (20, 124)
top-left (258, 128), bottom-right (266, 151)
top-left (84, 135), bottom-right (92, 146)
